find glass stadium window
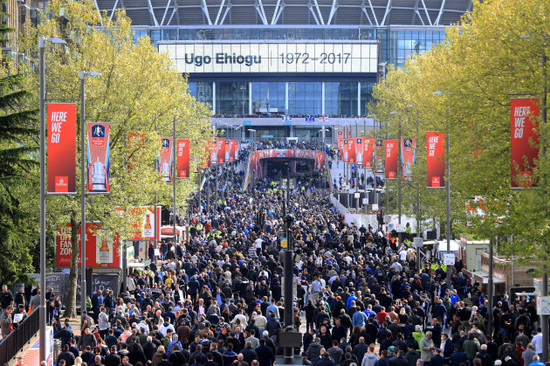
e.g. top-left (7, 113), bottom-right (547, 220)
top-left (251, 82), bottom-right (285, 115)
top-left (162, 29), bottom-right (177, 40)
top-left (216, 82), bottom-right (248, 115)
top-left (325, 82), bottom-right (358, 117)
top-left (188, 82), bottom-right (213, 108)
top-left (288, 82), bottom-right (321, 115)
top-left (361, 82), bottom-right (375, 115)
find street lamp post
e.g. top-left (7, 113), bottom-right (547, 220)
top-left (390, 111), bottom-right (403, 244)
top-left (39, 36), bottom-right (66, 364)
top-left (79, 70), bottom-right (101, 314)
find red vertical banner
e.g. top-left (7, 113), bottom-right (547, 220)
top-left (234, 140), bottom-right (240, 161)
top-left (224, 139), bottom-right (231, 163)
top-left (343, 139), bottom-right (349, 162)
top-left (47, 103), bottom-right (76, 193)
top-left (216, 138), bottom-right (225, 164)
top-left (384, 140), bottom-right (398, 179)
top-left (426, 132), bottom-right (445, 188)
top-left (346, 130), bottom-right (352, 138)
top-left (363, 137), bottom-right (374, 168)
top-left (159, 138), bottom-right (173, 182)
top-left (511, 98), bottom-right (540, 188)
top-left (228, 140), bottom-right (235, 162)
top-left (87, 123), bottom-right (110, 193)
top-left (338, 140), bottom-right (344, 161)
top-left (347, 138), bottom-right (356, 164)
top-left (374, 139), bottom-right (385, 173)
top-left (176, 139), bottom-right (190, 178)
top-left (337, 130), bottom-right (343, 143)
top-left (355, 138), bottom-right (364, 166)
top-left (206, 138), bottom-right (215, 167)
top-left (401, 137), bottom-right (416, 181)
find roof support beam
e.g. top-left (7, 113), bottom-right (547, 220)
top-left (109, 0), bottom-right (119, 22)
top-left (367, 0), bottom-right (379, 26)
top-left (381, 0), bottom-right (392, 26)
top-left (420, 0), bottom-right (432, 25)
top-left (361, 0), bottom-right (374, 26)
top-left (214, 0), bottom-right (226, 25)
top-left (93, 0), bottom-right (104, 26)
top-left (308, 4), bottom-right (321, 25)
top-left (434, 0), bottom-right (446, 25)
top-left (272, 1), bottom-right (285, 24)
top-left (312, 0), bottom-right (325, 25)
top-left (146, 0), bottom-right (160, 26)
top-left (219, 3), bottom-right (231, 25)
top-left (255, 0), bottom-right (268, 25)
top-left (326, 0), bottom-right (338, 25)
top-left (160, 0), bottom-right (171, 26)
top-left (201, 0), bottom-right (213, 25)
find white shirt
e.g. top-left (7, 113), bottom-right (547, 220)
top-left (532, 332), bottom-right (543, 354)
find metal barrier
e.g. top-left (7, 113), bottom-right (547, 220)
top-left (0, 309), bottom-right (40, 365)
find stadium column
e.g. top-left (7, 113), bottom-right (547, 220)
top-left (283, 213), bottom-right (295, 364)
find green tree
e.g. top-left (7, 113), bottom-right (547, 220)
top-left (0, 0), bottom-right (39, 285)
top-left (20, 0), bottom-right (212, 317)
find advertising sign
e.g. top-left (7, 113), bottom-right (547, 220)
top-left (216, 138), bottom-right (225, 164)
top-left (47, 103), bottom-right (76, 193)
top-left (355, 138), bottom-right (364, 166)
top-left (225, 139), bottom-right (231, 162)
top-left (228, 140), bottom-right (235, 162)
top-left (363, 137), bottom-right (374, 168)
top-left (343, 139), bottom-right (349, 162)
top-left (384, 140), bottom-right (398, 179)
top-left (426, 132), bottom-right (445, 188)
top-left (401, 137), bottom-right (416, 181)
top-left (159, 138), bottom-right (173, 182)
top-left (347, 138), bottom-right (356, 164)
top-left (511, 98), bottom-right (540, 188)
top-left (160, 42), bottom-right (378, 74)
top-left (234, 140), bottom-right (240, 161)
top-left (374, 139), bottom-right (384, 173)
top-left (87, 122), bottom-right (110, 192)
top-left (176, 139), bottom-right (190, 178)
top-left (56, 222), bottom-right (120, 268)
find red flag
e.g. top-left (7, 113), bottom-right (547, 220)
top-left (176, 139), bottom-right (190, 178)
top-left (347, 138), bottom-right (356, 164)
top-left (87, 123), bottom-right (110, 192)
top-left (426, 132), bottom-right (445, 188)
top-left (159, 138), bottom-right (173, 182)
top-left (374, 139), bottom-right (385, 173)
top-left (511, 98), bottom-right (540, 188)
top-left (228, 140), bottom-right (235, 162)
top-left (401, 137), bottom-right (416, 181)
top-left (363, 137), bottom-right (374, 168)
top-left (384, 140), bottom-right (398, 179)
top-left (47, 103), bottom-right (76, 193)
top-left (216, 138), bottom-right (225, 164)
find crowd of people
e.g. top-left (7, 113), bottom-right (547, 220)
top-left (1, 148), bottom-right (548, 366)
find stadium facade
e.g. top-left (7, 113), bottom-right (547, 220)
top-left (93, 0), bottom-right (472, 143)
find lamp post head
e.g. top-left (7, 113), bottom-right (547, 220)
top-left (81, 71), bottom-right (101, 80)
top-left (39, 37), bottom-right (66, 48)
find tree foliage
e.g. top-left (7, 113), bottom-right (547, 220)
top-left (371, 0), bottom-right (550, 273)
top-left (20, 0), bottom-right (212, 316)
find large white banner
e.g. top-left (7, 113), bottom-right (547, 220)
top-left (160, 42), bottom-right (378, 74)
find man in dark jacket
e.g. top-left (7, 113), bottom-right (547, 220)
top-left (104, 346), bottom-right (121, 366)
top-left (256, 338), bottom-right (275, 366)
top-left (242, 341), bottom-right (259, 365)
top-left (57, 344), bottom-right (76, 366)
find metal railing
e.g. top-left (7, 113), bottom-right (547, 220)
top-left (0, 309), bottom-right (40, 365)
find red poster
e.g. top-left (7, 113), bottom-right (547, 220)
top-left (511, 98), bottom-right (540, 188)
top-left (401, 137), bottom-right (416, 181)
top-left (216, 138), bottom-right (225, 164)
top-left (176, 139), bottom-right (190, 178)
top-left (339, 140), bottom-right (344, 161)
top-left (426, 132), bottom-right (445, 188)
top-left (355, 138), bottom-right (364, 165)
top-left (224, 139), bottom-right (231, 162)
top-left (363, 137), bottom-right (374, 168)
top-left (56, 222), bottom-right (120, 268)
top-left (87, 123), bottom-right (110, 192)
top-left (47, 103), bottom-right (76, 193)
top-left (343, 139), bottom-right (349, 162)
top-left (337, 130), bottom-right (343, 143)
top-left (384, 140), bottom-right (398, 179)
top-left (374, 139), bottom-right (385, 173)
top-left (234, 140), bottom-right (240, 161)
top-left (228, 140), bottom-right (235, 162)
top-left (159, 138), bottom-right (173, 182)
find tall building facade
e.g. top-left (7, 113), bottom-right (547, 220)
top-left (94, 0), bottom-right (471, 142)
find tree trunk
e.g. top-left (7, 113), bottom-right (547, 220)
top-left (63, 212), bottom-right (79, 318)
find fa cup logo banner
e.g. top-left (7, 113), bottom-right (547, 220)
top-left (87, 123), bottom-right (110, 192)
